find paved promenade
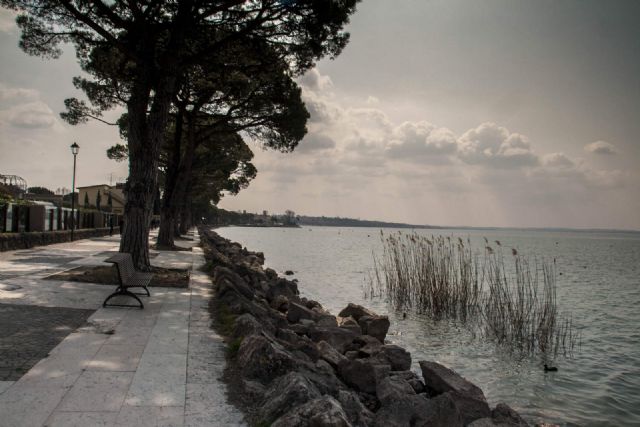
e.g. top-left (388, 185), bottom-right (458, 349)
top-left (0, 231), bottom-right (246, 427)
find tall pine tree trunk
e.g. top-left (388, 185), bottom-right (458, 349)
top-left (121, 73), bottom-right (176, 269)
top-left (157, 104), bottom-right (186, 249)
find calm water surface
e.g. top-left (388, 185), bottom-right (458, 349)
top-left (216, 226), bottom-right (640, 426)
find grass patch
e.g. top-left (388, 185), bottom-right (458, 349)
top-left (45, 265), bottom-right (190, 288)
top-left (227, 337), bottom-right (243, 359)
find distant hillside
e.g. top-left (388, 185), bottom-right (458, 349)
top-left (297, 215), bottom-right (442, 229)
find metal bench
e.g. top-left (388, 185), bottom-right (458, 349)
top-left (103, 253), bottom-right (152, 309)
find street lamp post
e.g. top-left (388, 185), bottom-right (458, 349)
top-left (70, 142), bottom-right (79, 241)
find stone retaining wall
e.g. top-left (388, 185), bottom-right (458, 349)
top-left (0, 227), bottom-right (119, 252)
top-left (200, 228), bottom-right (535, 427)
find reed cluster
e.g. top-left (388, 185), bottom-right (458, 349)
top-left (369, 231), bottom-right (578, 357)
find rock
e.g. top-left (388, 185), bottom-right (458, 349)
top-left (259, 372), bottom-right (321, 423)
top-left (317, 314), bottom-right (338, 327)
top-left (373, 345), bottom-right (411, 371)
top-left (285, 270), bottom-right (295, 275)
top-left (338, 316), bottom-right (360, 327)
top-left (270, 294), bottom-right (289, 312)
top-left (266, 278), bottom-right (299, 303)
top-left (265, 267), bottom-right (278, 280)
top-left (337, 390), bottom-right (375, 427)
top-left (300, 318), bottom-right (316, 328)
top-left (469, 419), bottom-right (498, 427)
top-left (232, 313), bottom-right (267, 338)
top-left (214, 266), bottom-right (255, 300)
top-left (345, 351), bottom-right (360, 360)
top-left (277, 328), bottom-right (302, 345)
top-left (376, 376), bottom-right (416, 405)
top-left (287, 302), bottom-right (317, 323)
top-left (317, 340), bottom-right (348, 368)
top-left (308, 326), bottom-right (359, 353)
top-left (289, 323), bottom-right (311, 335)
top-left (491, 403), bottom-right (529, 426)
top-left (340, 323), bottom-right (363, 336)
top-left (242, 379), bottom-right (266, 401)
top-left (353, 335), bottom-right (383, 356)
top-left (338, 303), bottom-right (376, 321)
top-left (237, 335), bottom-right (298, 384)
top-left (408, 378), bottom-right (426, 394)
top-left (373, 393), bottom-right (463, 427)
top-left (419, 361), bottom-right (490, 425)
top-left (358, 315), bottom-right (391, 342)
top-left (299, 360), bottom-right (346, 396)
top-left (339, 358), bottom-right (391, 393)
top-left (271, 396), bottom-right (352, 427)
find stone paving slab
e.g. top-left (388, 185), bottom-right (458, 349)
top-left (0, 303), bottom-right (95, 381)
top-left (0, 230), bottom-right (246, 427)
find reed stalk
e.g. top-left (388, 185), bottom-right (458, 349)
top-left (369, 231), bottom-right (578, 357)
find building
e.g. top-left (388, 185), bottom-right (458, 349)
top-left (77, 184), bottom-right (126, 215)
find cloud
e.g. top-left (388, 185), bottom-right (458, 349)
top-left (4, 101), bottom-right (57, 129)
top-left (299, 68), bottom-right (333, 92)
top-left (296, 133), bottom-right (336, 153)
top-left (542, 152), bottom-right (574, 168)
top-left (457, 122), bottom-right (539, 168)
top-left (584, 140), bottom-right (617, 155)
top-left (0, 84), bottom-right (39, 105)
top-left (386, 121), bottom-right (457, 160)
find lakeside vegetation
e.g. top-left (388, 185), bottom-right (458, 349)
top-left (368, 231), bottom-right (579, 358)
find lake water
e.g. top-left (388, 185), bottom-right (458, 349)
top-left (216, 226), bottom-right (640, 426)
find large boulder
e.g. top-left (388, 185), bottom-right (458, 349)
top-left (338, 316), bottom-right (363, 334)
top-left (376, 376), bottom-right (416, 405)
top-left (370, 345), bottom-right (411, 371)
top-left (259, 372), bottom-right (321, 424)
top-left (373, 393), bottom-right (463, 427)
top-left (308, 326), bottom-right (359, 353)
top-left (419, 361), bottom-right (490, 425)
top-left (317, 314), bottom-right (339, 327)
top-left (353, 335), bottom-right (383, 356)
top-left (338, 303), bottom-right (375, 321)
top-left (298, 359), bottom-right (346, 397)
top-left (267, 278), bottom-right (299, 303)
top-left (271, 396), bottom-right (352, 427)
top-left (214, 266), bottom-right (255, 300)
top-left (317, 340), bottom-right (348, 369)
top-left (287, 301), bottom-right (318, 323)
top-left (339, 358), bottom-right (391, 394)
top-left (358, 315), bottom-right (391, 342)
top-left (489, 403), bottom-right (529, 426)
top-left (337, 390), bottom-right (375, 427)
top-left (232, 313), bottom-right (271, 339)
top-left (237, 335), bottom-right (298, 384)
top-left (270, 294), bottom-right (289, 312)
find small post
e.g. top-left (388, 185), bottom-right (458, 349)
top-left (70, 142), bottom-right (79, 241)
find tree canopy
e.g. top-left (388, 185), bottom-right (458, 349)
top-left (2, 0), bottom-right (361, 268)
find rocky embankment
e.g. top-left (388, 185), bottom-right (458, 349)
top-left (200, 228), bottom-right (530, 427)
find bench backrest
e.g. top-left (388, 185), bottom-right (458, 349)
top-left (117, 254), bottom-right (136, 283)
top-left (105, 253), bottom-right (136, 284)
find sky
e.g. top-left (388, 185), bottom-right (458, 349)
top-left (0, 1), bottom-right (639, 229)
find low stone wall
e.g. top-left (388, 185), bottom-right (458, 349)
top-left (200, 229), bottom-right (536, 427)
top-left (0, 227), bottom-right (119, 252)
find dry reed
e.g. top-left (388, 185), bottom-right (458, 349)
top-left (369, 231), bottom-right (578, 357)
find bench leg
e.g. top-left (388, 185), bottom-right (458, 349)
top-left (131, 286), bottom-right (151, 297)
top-left (103, 287), bottom-right (144, 309)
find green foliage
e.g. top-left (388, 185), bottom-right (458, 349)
top-left (27, 186), bottom-right (54, 195)
top-left (106, 144), bottom-right (128, 162)
top-left (83, 192), bottom-right (89, 208)
top-left (227, 337), bottom-right (243, 359)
